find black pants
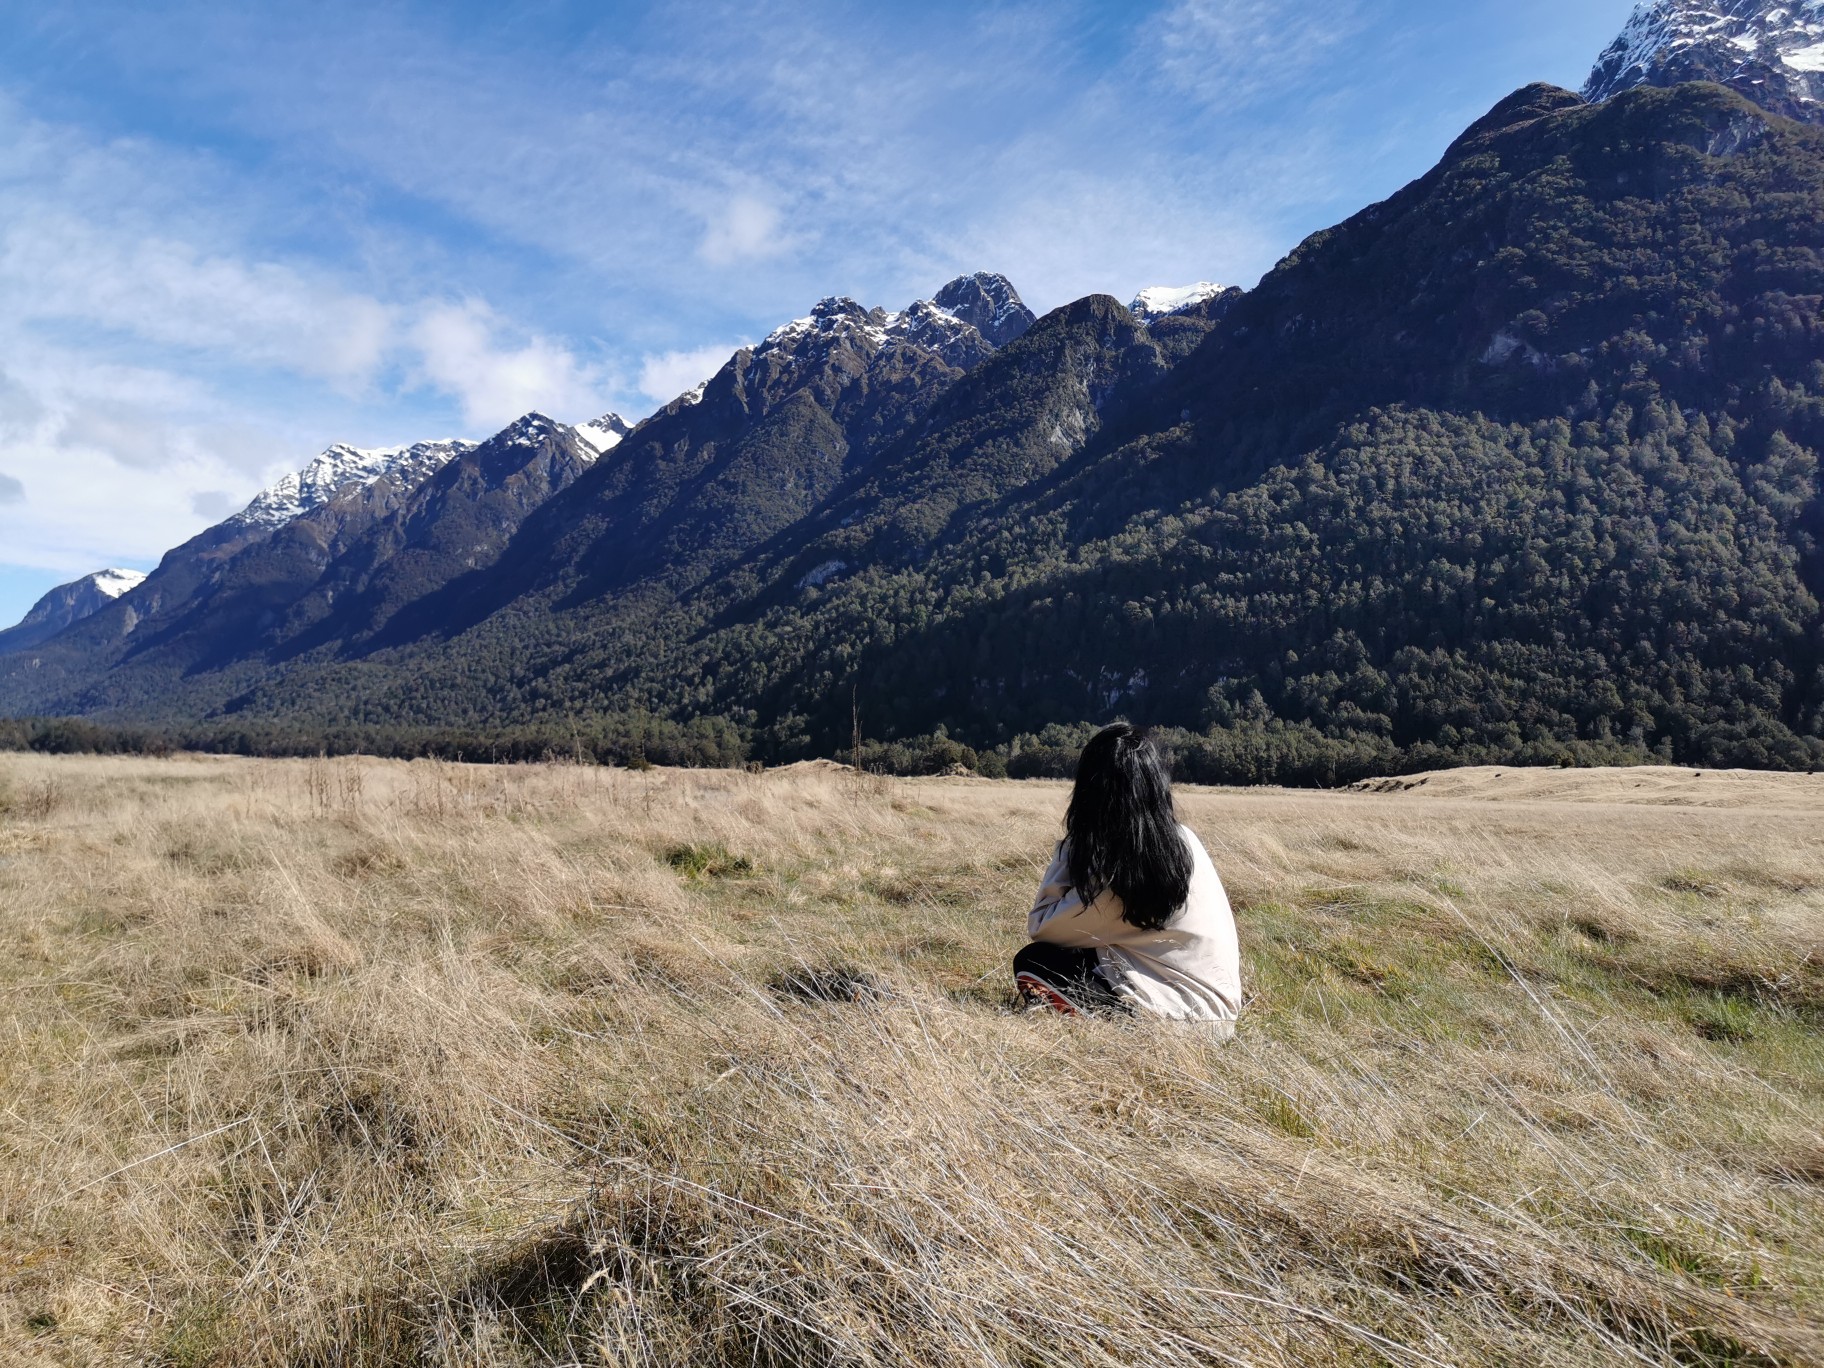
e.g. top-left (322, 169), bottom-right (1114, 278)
top-left (1013, 943), bottom-right (1129, 1013)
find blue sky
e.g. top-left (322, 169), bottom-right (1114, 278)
top-left (0, 0), bottom-right (1635, 627)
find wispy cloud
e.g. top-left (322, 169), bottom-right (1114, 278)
top-left (1, 213), bottom-right (395, 386)
top-left (0, 89), bottom-right (620, 578)
top-left (637, 342), bottom-right (747, 405)
top-left (1142, 0), bottom-right (1366, 111)
top-left (0, 472), bottom-right (22, 504)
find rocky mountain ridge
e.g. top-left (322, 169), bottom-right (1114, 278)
top-left (407, 274), bottom-right (1044, 639)
top-left (0, 275), bottom-right (1042, 715)
top-left (1586, 0), bottom-right (1824, 122)
top-left (229, 438), bottom-right (478, 533)
top-left (573, 412), bottom-right (631, 455)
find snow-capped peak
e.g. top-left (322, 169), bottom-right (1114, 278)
top-left (1129, 283), bottom-right (1230, 323)
top-left (930, 272), bottom-right (1035, 347)
top-left (230, 438), bottom-right (474, 533)
top-left (0, 567), bottom-right (151, 641)
top-left (753, 276), bottom-right (1033, 377)
top-left (761, 296), bottom-right (883, 351)
top-left (1585, 1), bottom-right (1824, 118)
top-left (574, 412), bottom-right (631, 456)
top-left (495, 412), bottom-right (565, 448)
top-left (88, 568), bottom-right (146, 599)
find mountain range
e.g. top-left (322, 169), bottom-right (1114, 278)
top-left (5, 1), bottom-right (1823, 780)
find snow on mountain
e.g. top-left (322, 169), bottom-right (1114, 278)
top-left (757, 297), bottom-right (964, 373)
top-left (889, 297), bottom-right (996, 363)
top-left (1585, 1), bottom-right (1824, 120)
top-left (229, 438), bottom-right (475, 533)
top-left (931, 272), bottom-right (1035, 347)
top-left (1128, 283), bottom-right (1231, 323)
top-left (221, 412), bottom-right (626, 539)
top-left (755, 275), bottom-right (1032, 378)
top-left (498, 413), bottom-right (565, 448)
top-left (0, 568), bottom-right (149, 649)
top-left (758, 298), bottom-right (879, 352)
top-left (89, 568), bottom-right (146, 599)
top-left (574, 412), bottom-right (631, 456)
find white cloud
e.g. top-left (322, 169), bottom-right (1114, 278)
top-left (0, 89), bottom-right (628, 581)
top-left (636, 342), bottom-right (743, 405)
top-left (0, 400), bottom-right (272, 574)
top-left (700, 194), bottom-right (790, 267)
top-left (0, 472), bottom-right (22, 504)
top-left (410, 300), bottom-right (611, 431)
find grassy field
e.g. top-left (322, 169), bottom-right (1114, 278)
top-left (1, 753), bottom-right (1820, 1366)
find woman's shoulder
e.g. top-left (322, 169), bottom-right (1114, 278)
top-left (1176, 823), bottom-right (1220, 873)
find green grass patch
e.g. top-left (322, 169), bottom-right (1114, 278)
top-left (1621, 1225), bottom-right (1766, 1293)
top-left (1252, 1086), bottom-right (1319, 1139)
top-left (155, 1297), bottom-right (230, 1368)
top-left (1689, 993), bottom-right (1760, 1044)
top-left (664, 842), bottom-right (754, 880)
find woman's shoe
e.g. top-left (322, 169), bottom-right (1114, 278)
top-left (1015, 970), bottom-right (1082, 1016)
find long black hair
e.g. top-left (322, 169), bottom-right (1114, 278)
top-left (1065, 724), bottom-right (1192, 931)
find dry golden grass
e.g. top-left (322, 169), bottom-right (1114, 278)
top-left (1, 753), bottom-right (1820, 1366)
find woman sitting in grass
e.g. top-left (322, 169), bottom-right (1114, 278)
top-left (1015, 723), bottom-right (1241, 1032)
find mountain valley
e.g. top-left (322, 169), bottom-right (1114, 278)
top-left (6, 3), bottom-right (1824, 780)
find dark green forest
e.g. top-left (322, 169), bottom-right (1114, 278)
top-left (4, 82), bottom-right (1823, 782)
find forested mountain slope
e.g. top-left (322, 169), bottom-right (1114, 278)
top-left (473, 284), bottom-right (1030, 619)
top-left (617, 81), bottom-right (1824, 769)
top-left (386, 291), bottom-right (1215, 737)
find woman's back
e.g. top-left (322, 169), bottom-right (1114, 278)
top-left (1028, 823), bottom-right (1241, 1026)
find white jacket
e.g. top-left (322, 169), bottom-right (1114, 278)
top-left (1028, 824), bottom-right (1241, 1030)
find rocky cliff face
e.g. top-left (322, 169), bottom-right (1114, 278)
top-left (930, 272), bottom-right (1036, 347)
top-left (1585, 0), bottom-right (1824, 123)
top-left (228, 439), bottom-right (476, 534)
